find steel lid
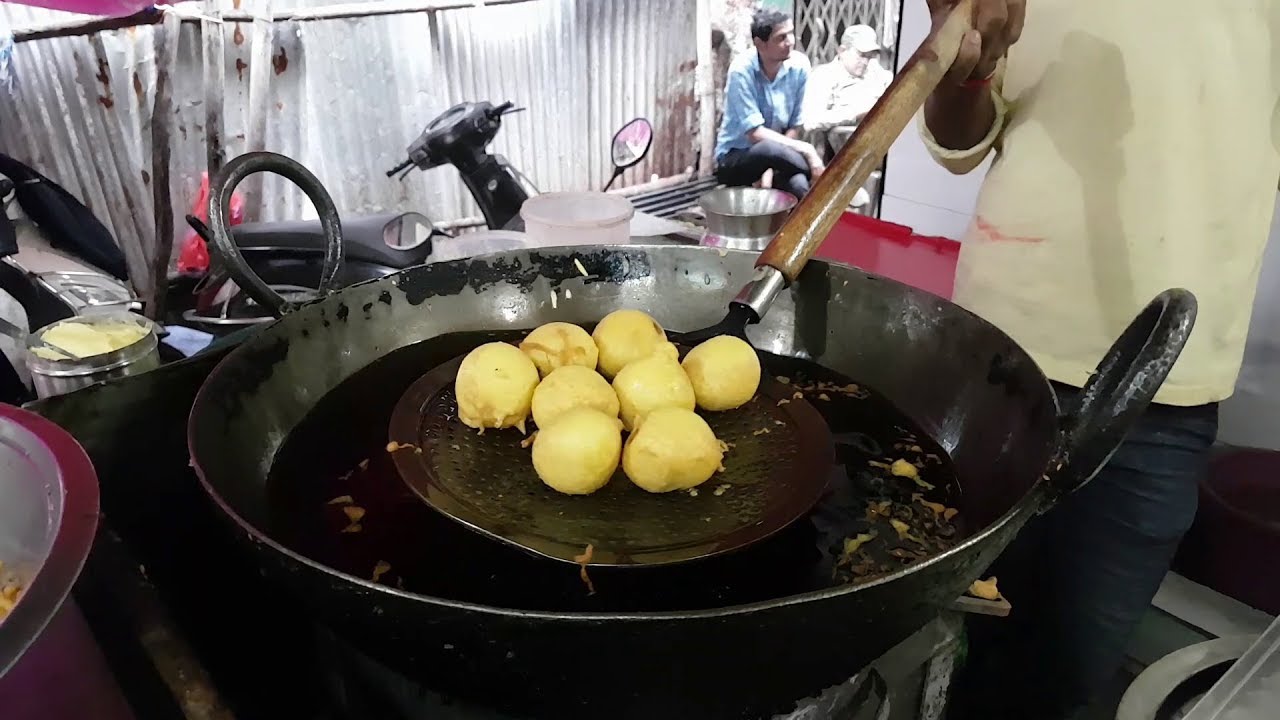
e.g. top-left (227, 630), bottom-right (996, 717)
top-left (0, 404), bottom-right (98, 677)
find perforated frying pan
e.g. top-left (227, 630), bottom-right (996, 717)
top-left (387, 353), bottom-right (833, 566)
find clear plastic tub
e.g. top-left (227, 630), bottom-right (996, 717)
top-left (519, 193), bottom-right (634, 248)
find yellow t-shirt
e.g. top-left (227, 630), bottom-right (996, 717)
top-left (919, 0), bottom-right (1280, 406)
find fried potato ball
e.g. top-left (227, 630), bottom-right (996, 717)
top-left (592, 309), bottom-right (667, 378)
top-left (519, 322), bottom-right (599, 377)
top-left (532, 408), bottom-right (623, 495)
top-left (455, 342), bottom-right (540, 433)
top-left (622, 407), bottom-right (723, 493)
top-left (612, 352), bottom-right (696, 431)
top-left (681, 335), bottom-right (761, 411)
top-left (531, 365), bottom-right (620, 429)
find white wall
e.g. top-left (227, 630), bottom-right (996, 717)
top-left (880, 0), bottom-right (989, 239)
top-left (882, 1), bottom-right (1279, 447)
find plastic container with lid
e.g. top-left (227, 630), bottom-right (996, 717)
top-left (429, 230), bottom-right (535, 263)
top-left (519, 192), bottom-right (635, 248)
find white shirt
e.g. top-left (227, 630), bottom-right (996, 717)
top-left (920, 0), bottom-right (1280, 406)
top-left (802, 59), bottom-right (892, 132)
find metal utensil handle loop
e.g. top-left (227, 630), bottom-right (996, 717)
top-left (1043, 288), bottom-right (1197, 507)
top-left (206, 152), bottom-right (344, 318)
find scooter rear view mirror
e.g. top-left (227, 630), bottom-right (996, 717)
top-left (603, 117), bottom-right (653, 191)
top-left (382, 212), bottom-right (452, 252)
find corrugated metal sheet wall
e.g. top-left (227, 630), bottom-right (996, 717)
top-left (0, 0), bottom-right (698, 259)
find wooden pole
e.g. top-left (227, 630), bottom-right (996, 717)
top-left (202, 13), bottom-right (226, 178)
top-left (146, 11), bottom-right (181, 321)
top-left (12, 0), bottom-right (539, 44)
top-left (694, 0), bottom-right (716, 177)
top-left (240, 12), bottom-right (276, 223)
top-left (12, 9), bottom-right (161, 43)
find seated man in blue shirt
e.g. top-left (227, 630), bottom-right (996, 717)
top-left (714, 9), bottom-right (825, 199)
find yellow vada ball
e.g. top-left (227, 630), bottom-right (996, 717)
top-left (611, 352), bottom-right (696, 431)
top-left (531, 365), bottom-right (619, 429)
top-left (649, 341), bottom-right (680, 362)
top-left (519, 322), bottom-right (599, 377)
top-left (622, 407), bottom-right (724, 493)
top-left (681, 335), bottom-right (762, 411)
top-left (592, 309), bottom-right (667, 378)
top-left (455, 342), bottom-right (540, 433)
top-left (532, 408), bottom-right (623, 495)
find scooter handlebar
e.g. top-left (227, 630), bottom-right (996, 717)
top-left (386, 158), bottom-right (414, 178)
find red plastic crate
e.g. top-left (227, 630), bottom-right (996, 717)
top-left (815, 211), bottom-right (959, 300)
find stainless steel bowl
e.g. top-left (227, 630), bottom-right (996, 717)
top-left (699, 187), bottom-right (798, 250)
top-left (0, 404), bottom-right (99, 677)
top-left (24, 311), bottom-right (161, 399)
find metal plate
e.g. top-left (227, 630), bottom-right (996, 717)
top-left (389, 354), bottom-right (835, 567)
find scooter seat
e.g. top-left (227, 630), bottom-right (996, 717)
top-left (230, 212), bottom-right (435, 271)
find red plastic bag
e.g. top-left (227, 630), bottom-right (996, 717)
top-left (178, 172), bottom-right (243, 275)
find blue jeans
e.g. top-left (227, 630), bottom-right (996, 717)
top-left (715, 140), bottom-right (812, 199)
top-left (949, 384), bottom-right (1219, 720)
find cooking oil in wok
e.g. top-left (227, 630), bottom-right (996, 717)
top-left (266, 331), bottom-right (963, 612)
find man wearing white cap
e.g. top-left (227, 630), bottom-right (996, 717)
top-left (801, 24), bottom-right (893, 152)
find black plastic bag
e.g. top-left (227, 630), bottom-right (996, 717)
top-left (0, 153), bottom-right (129, 280)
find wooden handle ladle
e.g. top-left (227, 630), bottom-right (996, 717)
top-left (682, 0), bottom-right (978, 344)
top-left (758, 0), bottom-right (977, 283)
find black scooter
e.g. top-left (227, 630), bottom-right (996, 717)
top-left (182, 101), bottom-right (652, 334)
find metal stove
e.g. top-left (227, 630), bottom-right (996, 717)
top-left (66, 515), bottom-right (962, 720)
top-left (318, 626), bottom-right (898, 720)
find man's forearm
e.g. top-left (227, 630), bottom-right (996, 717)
top-left (923, 85), bottom-right (996, 151)
top-left (749, 126), bottom-right (812, 155)
top-left (809, 104), bottom-right (864, 133)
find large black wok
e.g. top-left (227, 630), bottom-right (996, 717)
top-left (188, 212), bottom-right (1193, 719)
top-left (187, 8), bottom-right (1195, 713)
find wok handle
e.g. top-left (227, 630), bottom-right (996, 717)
top-left (754, 0), bottom-right (975, 284)
top-left (1044, 289), bottom-right (1198, 505)
top-left (207, 152), bottom-right (344, 318)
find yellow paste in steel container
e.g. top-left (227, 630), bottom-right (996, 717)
top-left (31, 318), bottom-right (150, 360)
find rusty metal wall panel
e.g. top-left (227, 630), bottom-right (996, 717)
top-left (1, 0), bottom-right (699, 250)
top-left (0, 3), bottom-right (167, 282)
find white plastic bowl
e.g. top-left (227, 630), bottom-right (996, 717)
top-left (519, 192), bottom-right (635, 248)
